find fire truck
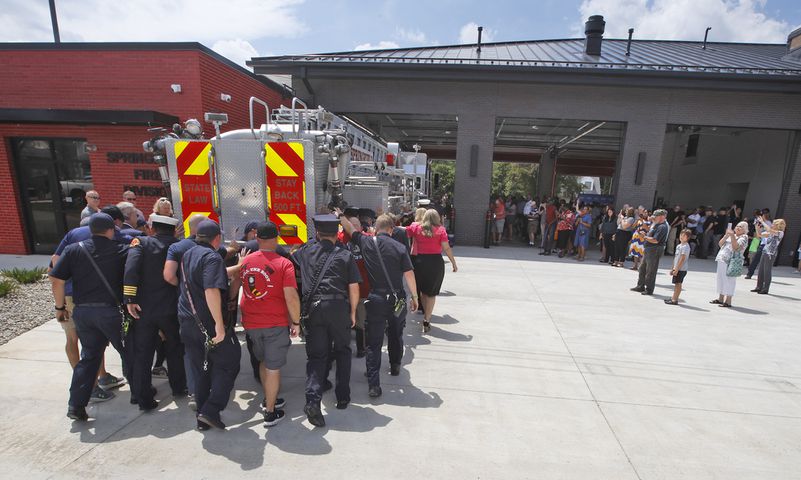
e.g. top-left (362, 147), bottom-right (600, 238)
top-left (144, 97), bottom-right (426, 245)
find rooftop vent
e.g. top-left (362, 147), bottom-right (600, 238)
top-left (584, 15), bottom-right (606, 56)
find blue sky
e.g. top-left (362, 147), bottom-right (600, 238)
top-left (1, 0), bottom-right (799, 67)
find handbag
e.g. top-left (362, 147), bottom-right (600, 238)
top-left (748, 237), bottom-right (760, 253)
top-left (369, 236), bottom-right (406, 318)
top-left (726, 240), bottom-right (745, 277)
top-left (78, 241), bottom-right (134, 347)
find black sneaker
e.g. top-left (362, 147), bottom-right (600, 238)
top-left (197, 413), bottom-right (226, 430)
top-left (368, 386), bottom-right (382, 398)
top-left (630, 286), bottom-right (645, 292)
top-left (336, 400), bottom-right (349, 410)
top-left (260, 398), bottom-right (286, 412)
top-left (196, 419), bottom-right (210, 431)
top-left (263, 409), bottom-right (285, 427)
top-left (390, 364), bottom-right (400, 376)
top-left (641, 291), bottom-right (653, 296)
top-left (67, 406), bottom-right (89, 421)
top-left (90, 385), bottom-right (115, 403)
top-left (304, 403), bottom-right (325, 427)
top-left (139, 400), bottom-right (159, 412)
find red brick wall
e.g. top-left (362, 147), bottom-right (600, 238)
top-left (0, 46), bottom-right (290, 254)
top-left (197, 52), bottom-right (291, 133)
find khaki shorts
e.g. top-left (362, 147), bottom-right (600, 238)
top-left (59, 296), bottom-right (76, 332)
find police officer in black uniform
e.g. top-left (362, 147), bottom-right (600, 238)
top-left (339, 211), bottom-right (418, 397)
top-left (123, 214), bottom-right (188, 411)
top-left (50, 213), bottom-right (131, 421)
top-left (177, 220), bottom-right (241, 430)
top-left (292, 214), bottom-right (360, 427)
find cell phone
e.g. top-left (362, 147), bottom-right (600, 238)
top-left (727, 223), bottom-right (732, 230)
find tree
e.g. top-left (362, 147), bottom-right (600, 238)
top-left (491, 162), bottom-right (538, 198)
top-left (430, 160), bottom-right (455, 199)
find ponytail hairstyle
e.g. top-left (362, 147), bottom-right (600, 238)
top-left (414, 208), bottom-right (427, 223)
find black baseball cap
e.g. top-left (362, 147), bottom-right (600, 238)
top-left (88, 213), bottom-right (115, 231)
top-left (240, 221), bottom-right (259, 240)
top-left (344, 207), bottom-right (360, 218)
top-left (256, 221), bottom-right (278, 240)
top-left (196, 219), bottom-right (221, 238)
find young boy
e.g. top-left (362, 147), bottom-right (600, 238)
top-left (665, 229), bottom-right (692, 305)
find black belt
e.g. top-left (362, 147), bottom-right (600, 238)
top-left (75, 303), bottom-right (116, 308)
top-left (313, 294), bottom-right (346, 302)
top-left (371, 290), bottom-right (404, 298)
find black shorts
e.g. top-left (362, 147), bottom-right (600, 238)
top-left (672, 270), bottom-right (687, 284)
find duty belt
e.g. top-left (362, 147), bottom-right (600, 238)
top-left (371, 289), bottom-right (405, 300)
top-left (74, 302), bottom-right (116, 308)
top-left (313, 294), bottom-right (346, 302)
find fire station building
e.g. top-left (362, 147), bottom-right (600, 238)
top-left (249, 18), bottom-right (801, 260)
top-left (0, 42), bottom-right (290, 254)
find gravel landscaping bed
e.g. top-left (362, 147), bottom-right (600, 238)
top-left (0, 279), bottom-right (54, 346)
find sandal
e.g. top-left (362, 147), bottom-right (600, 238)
top-left (709, 299), bottom-right (722, 304)
top-left (664, 299), bottom-right (678, 305)
top-left (719, 303), bottom-right (732, 308)
top-left (423, 321), bottom-right (431, 333)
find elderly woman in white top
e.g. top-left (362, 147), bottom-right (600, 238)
top-left (711, 221), bottom-right (749, 308)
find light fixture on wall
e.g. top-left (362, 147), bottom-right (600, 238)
top-left (170, 84), bottom-right (182, 93)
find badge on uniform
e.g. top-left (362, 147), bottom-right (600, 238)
top-left (130, 238), bottom-right (141, 247)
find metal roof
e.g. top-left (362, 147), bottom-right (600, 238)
top-left (251, 38), bottom-right (801, 76)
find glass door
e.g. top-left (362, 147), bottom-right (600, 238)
top-left (12, 138), bottom-right (92, 254)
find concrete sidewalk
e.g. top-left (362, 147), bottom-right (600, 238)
top-left (1, 246), bottom-right (800, 479)
top-left (0, 254), bottom-right (51, 270)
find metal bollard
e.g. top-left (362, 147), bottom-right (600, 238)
top-left (484, 209), bottom-right (492, 248)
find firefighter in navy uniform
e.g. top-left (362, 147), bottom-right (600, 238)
top-left (292, 214), bottom-right (361, 427)
top-left (49, 213), bottom-right (131, 421)
top-left (123, 214), bottom-right (188, 411)
top-left (177, 220), bottom-right (241, 431)
top-left (339, 211), bottom-right (418, 397)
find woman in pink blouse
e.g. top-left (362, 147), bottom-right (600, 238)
top-left (406, 209), bottom-right (458, 333)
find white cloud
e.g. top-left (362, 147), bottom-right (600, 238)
top-left (0, 0), bottom-right (307, 43)
top-left (396, 27), bottom-right (426, 44)
top-left (576, 0), bottom-right (790, 43)
top-left (212, 39), bottom-right (260, 68)
top-left (354, 41), bottom-right (400, 51)
top-left (459, 22), bottom-right (495, 44)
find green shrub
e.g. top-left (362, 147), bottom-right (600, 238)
top-left (2, 266), bottom-right (47, 284)
top-left (0, 278), bottom-right (16, 298)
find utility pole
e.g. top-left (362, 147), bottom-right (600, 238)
top-left (49, 0), bottom-right (61, 43)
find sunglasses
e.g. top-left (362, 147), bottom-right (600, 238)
top-left (88, 195), bottom-right (100, 200)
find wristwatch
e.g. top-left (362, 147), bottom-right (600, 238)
top-left (292, 322), bottom-right (301, 326)
top-left (55, 305), bottom-right (66, 311)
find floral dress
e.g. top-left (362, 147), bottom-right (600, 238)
top-left (628, 219), bottom-right (651, 259)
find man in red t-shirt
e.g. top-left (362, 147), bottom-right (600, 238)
top-left (229, 221), bottom-right (300, 427)
top-left (337, 215), bottom-right (371, 357)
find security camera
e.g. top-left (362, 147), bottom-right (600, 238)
top-left (170, 84), bottom-right (182, 93)
top-left (220, 93), bottom-right (232, 102)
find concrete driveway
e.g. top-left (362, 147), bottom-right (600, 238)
top-left (1, 245), bottom-right (800, 479)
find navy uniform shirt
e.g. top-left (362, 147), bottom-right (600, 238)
top-left (350, 231), bottom-right (412, 294)
top-left (123, 234), bottom-right (179, 316)
top-left (50, 236), bottom-right (128, 305)
top-left (391, 226), bottom-right (410, 253)
top-left (167, 236), bottom-right (228, 265)
top-left (120, 223), bottom-right (145, 238)
top-left (177, 243), bottom-right (228, 330)
top-left (292, 239), bottom-right (360, 298)
top-left (53, 226), bottom-right (133, 296)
